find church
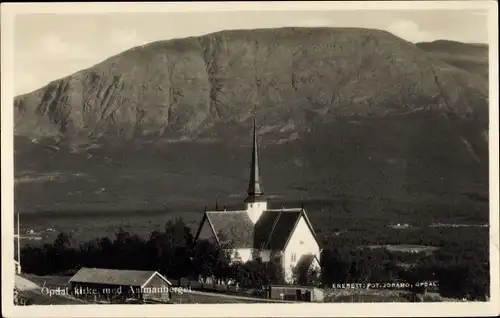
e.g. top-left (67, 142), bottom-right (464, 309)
top-left (194, 119), bottom-right (321, 283)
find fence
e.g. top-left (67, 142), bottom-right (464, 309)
top-left (169, 277), bottom-right (270, 299)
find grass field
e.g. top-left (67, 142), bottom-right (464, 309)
top-left (330, 294), bottom-right (409, 302)
top-left (18, 211), bottom-right (203, 246)
top-left (15, 274), bottom-right (87, 305)
top-left (14, 109), bottom-right (489, 250)
top-left (19, 274), bottom-right (282, 304)
top-left (17, 203), bottom-right (489, 250)
top-left (17, 289), bottom-right (87, 305)
top-left (364, 245), bottom-right (439, 253)
top-left (21, 274), bottom-right (419, 304)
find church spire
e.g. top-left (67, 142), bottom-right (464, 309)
top-left (245, 116), bottom-right (265, 202)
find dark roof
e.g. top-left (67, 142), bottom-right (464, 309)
top-left (253, 211), bottom-right (281, 248)
top-left (254, 209), bottom-right (303, 250)
top-left (265, 210), bottom-right (303, 249)
top-left (69, 268), bottom-right (171, 287)
top-left (246, 117), bottom-right (264, 198)
top-left (197, 207), bottom-right (320, 251)
top-left (205, 211), bottom-right (255, 248)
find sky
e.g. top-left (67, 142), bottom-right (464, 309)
top-left (12, 8), bottom-right (490, 96)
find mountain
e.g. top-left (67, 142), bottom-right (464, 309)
top-left (13, 27), bottom-right (489, 216)
top-left (416, 40), bottom-right (488, 79)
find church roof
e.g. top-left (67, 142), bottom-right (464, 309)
top-left (245, 117), bottom-right (265, 203)
top-left (205, 211), bottom-right (255, 248)
top-left (198, 208), bottom-right (320, 250)
top-left (194, 117), bottom-right (320, 252)
top-left (254, 209), bottom-right (304, 250)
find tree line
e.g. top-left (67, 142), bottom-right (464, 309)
top-left (19, 217), bottom-right (490, 300)
top-left (20, 218), bottom-right (287, 290)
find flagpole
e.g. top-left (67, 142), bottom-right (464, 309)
top-left (17, 213), bottom-right (21, 274)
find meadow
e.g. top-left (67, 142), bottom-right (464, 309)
top-left (17, 197), bottom-right (490, 302)
top-left (17, 189), bottom-right (489, 250)
top-left (14, 121), bottom-right (490, 302)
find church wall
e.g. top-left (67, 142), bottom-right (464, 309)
top-left (259, 249), bottom-right (272, 262)
top-left (228, 248), bottom-right (253, 264)
top-left (282, 215), bottom-right (321, 283)
top-left (246, 201), bottom-right (267, 223)
top-left (229, 249), bottom-right (273, 264)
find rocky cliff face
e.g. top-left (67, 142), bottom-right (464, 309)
top-left (14, 28), bottom-right (487, 145)
top-left (13, 28), bottom-right (489, 213)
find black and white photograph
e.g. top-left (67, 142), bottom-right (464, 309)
top-left (1, 1), bottom-right (499, 317)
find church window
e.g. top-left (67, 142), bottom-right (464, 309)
top-left (291, 253), bottom-right (297, 262)
top-left (299, 240), bottom-right (304, 245)
top-left (250, 204), bottom-right (253, 208)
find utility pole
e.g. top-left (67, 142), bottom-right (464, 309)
top-left (14, 213), bottom-right (21, 274)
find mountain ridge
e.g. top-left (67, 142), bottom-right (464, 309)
top-left (14, 27), bottom-right (488, 146)
top-left (13, 27), bottom-right (489, 213)
top-left (14, 30), bottom-right (488, 100)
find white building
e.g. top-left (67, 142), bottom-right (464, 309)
top-left (194, 118), bottom-right (321, 283)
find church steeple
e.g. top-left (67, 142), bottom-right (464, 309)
top-left (244, 115), bottom-right (268, 223)
top-left (245, 117), bottom-right (265, 201)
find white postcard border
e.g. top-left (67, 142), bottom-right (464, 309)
top-left (2, 1), bottom-right (499, 317)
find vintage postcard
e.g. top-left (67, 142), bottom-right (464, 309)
top-left (1, 1), bottom-right (499, 317)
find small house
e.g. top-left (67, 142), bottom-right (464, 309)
top-left (268, 284), bottom-right (324, 302)
top-left (69, 267), bottom-right (172, 303)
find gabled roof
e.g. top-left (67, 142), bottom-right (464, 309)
top-left (254, 208), bottom-right (321, 251)
top-left (69, 267), bottom-right (171, 287)
top-left (253, 211), bottom-right (282, 249)
top-left (195, 207), bottom-right (321, 251)
top-left (204, 211), bottom-right (255, 248)
top-left (255, 209), bottom-right (303, 250)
